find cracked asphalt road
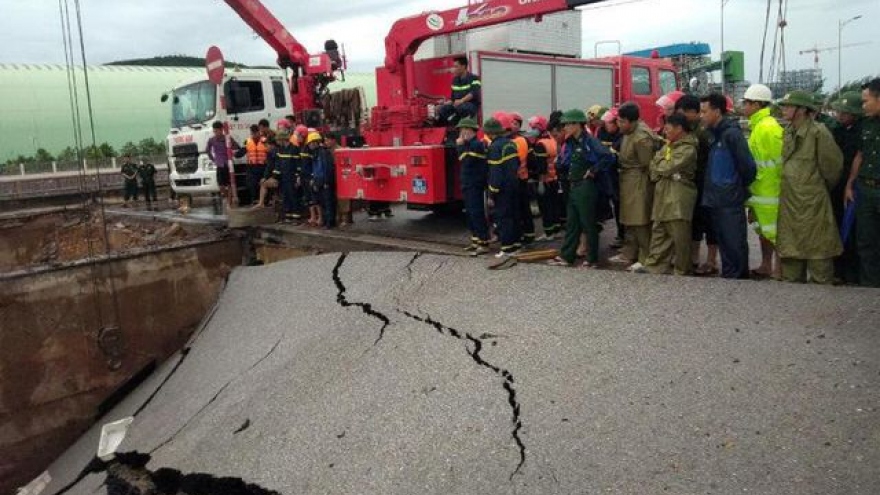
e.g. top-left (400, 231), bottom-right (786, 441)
top-left (41, 252), bottom-right (880, 495)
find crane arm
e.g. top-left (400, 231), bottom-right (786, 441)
top-left (222, 0), bottom-right (333, 74)
top-left (384, 0), bottom-right (609, 72)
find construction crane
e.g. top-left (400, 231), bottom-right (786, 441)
top-left (799, 42), bottom-right (871, 70)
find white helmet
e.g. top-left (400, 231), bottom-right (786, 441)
top-left (743, 84), bottom-right (773, 103)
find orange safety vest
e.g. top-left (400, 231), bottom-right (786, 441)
top-left (245, 137), bottom-right (267, 166)
top-left (536, 137), bottom-right (559, 182)
top-left (512, 135), bottom-right (529, 180)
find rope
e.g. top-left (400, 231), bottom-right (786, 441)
top-left (60, 0), bottom-right (106, 329)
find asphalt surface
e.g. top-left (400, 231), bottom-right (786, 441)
top-left (36, 250), bottom-right (879, 495)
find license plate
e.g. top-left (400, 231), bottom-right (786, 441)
top-left (412, 178), bottom-right (427, 195)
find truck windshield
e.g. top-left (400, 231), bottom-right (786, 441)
top-left (171, 81), bottom-right (217, 128)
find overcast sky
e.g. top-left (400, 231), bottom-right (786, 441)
top-left (1, 0), bottom-right (877, 89)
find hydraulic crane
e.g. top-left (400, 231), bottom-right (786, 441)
top-left (221, 0), bottom-right (345, 123)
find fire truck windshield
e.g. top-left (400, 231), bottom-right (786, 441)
top-left (171, 81), bottom-right (217, 128)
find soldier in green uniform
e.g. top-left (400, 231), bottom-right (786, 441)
top-left (844, 78), bottom-right (880, 287)
top-left (138, 158), bottom-right (158, 211)
top-left (120, 154), bottom-right (139, 208)
top-left (610, 102), bottom-right (658, 269)
top-left (777, 91), bottom-right (844, 284)
top-left (830, 91), bottom-right (864, 284)
top-left (548, 109), bottom-right (613, 268)
top-left (643, 114), bottom-right (698, 275)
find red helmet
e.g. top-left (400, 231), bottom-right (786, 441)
top-left (495, 113), bottom-right (514, 131)
top-left (601, 107), bottom-right (619, 124)
top-left (527, 115), bottom-right (548, 132)
top-left (295, 125), bottom-right (309, 136)
top-left (509, 111), bottom-right (524, 124)
top-left (276, 119), bottom-right (292, 130)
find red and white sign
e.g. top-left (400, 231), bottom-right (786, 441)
top-left (206, 45), bottom-right (225, 85)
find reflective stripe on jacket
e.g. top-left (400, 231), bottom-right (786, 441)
top-left (746, 108), bottom-right (784, 241)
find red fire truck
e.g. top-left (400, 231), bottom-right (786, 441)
top-left (222, 0), bottom-right (678, 211)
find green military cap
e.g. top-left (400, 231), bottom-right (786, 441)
top-left (831, 91), bottom-right (864, 116)
top-left (275, 130), bottom-right (291, 141)
top-left (778, 90), bottom-right (818, 111)
top-left (456, 117), bottom-right (480, 130)
top-left (560, 108), bottom-right (588, 124)
top-left (482, 117), bottom-right (504, 135)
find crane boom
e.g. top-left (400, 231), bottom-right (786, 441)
top-left (384, 0), bottom-right (610, 73)
top-left (222, 0), bottom-right (317, 72)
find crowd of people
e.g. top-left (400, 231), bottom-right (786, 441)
top-left (175, 55), bottom-right (880, 288)
top-left (454, 78), bottom-right (880, 287)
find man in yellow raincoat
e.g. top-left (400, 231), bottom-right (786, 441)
top-left (777, 91), bottom-right (844, 284)
top-left (742, 84), bottom-right (784, 278)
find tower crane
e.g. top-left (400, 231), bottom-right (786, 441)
top-left (799, 42), bottom-right (871, 70)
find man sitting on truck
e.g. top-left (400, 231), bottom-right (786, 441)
top-left (436, 56), bottom-right (481, 127)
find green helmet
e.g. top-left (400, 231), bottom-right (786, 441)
top-left (456, 117), bottom-right (480, 130)
top-left (778, 90), bottom-right (818, 111)
top-left (831, 91), bottom-right (864, 116)
top-left (482, 118), bottom-right (504, 135)
top-left (560, 108), bottom-right (588, 124)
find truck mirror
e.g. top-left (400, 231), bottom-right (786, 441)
top-left (160, 94), bottom-right (169, 103)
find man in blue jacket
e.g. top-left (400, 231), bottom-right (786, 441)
top-left (700, 93), bottom-right (757, 279)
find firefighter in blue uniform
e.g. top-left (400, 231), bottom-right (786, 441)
top-left (456, 117), bottom-right (490, 255)
top-left (275, 131), bottom-right (301, 223)
top-left (436, 56), bottom-right (481, 127)
top-left (485, 116), bottom-right (521, 258)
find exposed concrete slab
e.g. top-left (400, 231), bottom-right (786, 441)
top-left (41, 252), bottom-right (879, 495)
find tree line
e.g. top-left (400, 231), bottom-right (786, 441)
top-left (2, 138), bottom-right (166, 174)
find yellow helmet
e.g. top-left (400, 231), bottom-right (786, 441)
top-left (306, 131), bottom-right (323, 146)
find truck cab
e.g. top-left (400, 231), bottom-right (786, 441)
top-left (164, 70), bottom-right (292, 202)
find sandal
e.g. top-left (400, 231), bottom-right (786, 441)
top-left (695, 263), bottom-right (718, 276)
top-left (546, 257), bottom-right (571, 267)
top-left (578, 261), bottom-right (598, 269)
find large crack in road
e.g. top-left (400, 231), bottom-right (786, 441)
top-left (398, 309), bottom-right (526, 479)
top-left (333, 252), bottom-right (527, 479)
top-left (332, 253), bottom-right (391, 345)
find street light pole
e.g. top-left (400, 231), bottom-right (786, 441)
top-left (721, 0), bottom-right (732, 95)
top-left (839, 15), bottom-right (862, 96)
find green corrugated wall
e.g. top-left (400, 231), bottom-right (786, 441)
top-left (0, 64), bottom-right (377, 161)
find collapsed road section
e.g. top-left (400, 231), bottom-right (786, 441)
top-left (30, 253), bottom-right (880, 495)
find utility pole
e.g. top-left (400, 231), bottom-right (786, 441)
top-left (720, 0), bottom-right (732, 95)
top-left (839, 15), bottom-right (862, 96)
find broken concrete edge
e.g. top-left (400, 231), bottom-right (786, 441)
top-left (256, 225), bottom-right (466, 258)
top-left (103, 207), bottom-right (229, 227)
top-left (49, 452), bottom-right (282, 495)
top-left (0, 234), bottom-right (243, 282)
top-left (0, 204), bottom-right (86, 222)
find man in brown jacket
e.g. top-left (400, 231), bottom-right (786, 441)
top-left (610, 102), bottom-right (658, 269)
top-left (643, 114), bottom-right (699, 275)
top-left (777, 91), bottom-right (844, 284)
